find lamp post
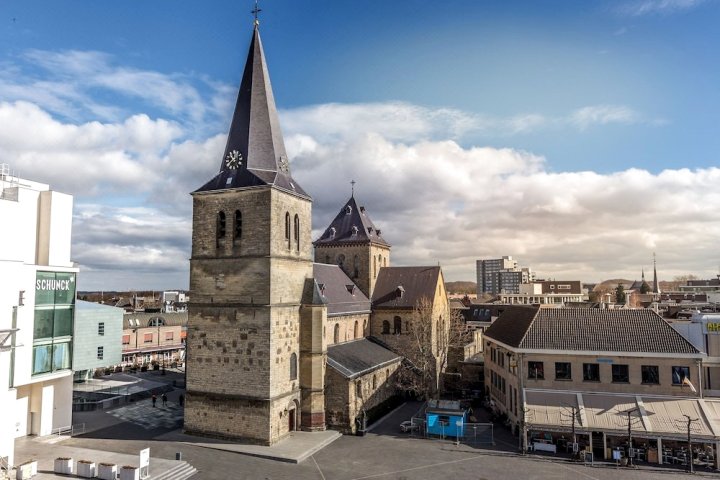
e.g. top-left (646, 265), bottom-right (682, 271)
top-left (626, 407), bottom-right (639, 467)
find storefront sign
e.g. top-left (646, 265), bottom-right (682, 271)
top-left (36, 278), bottom-right (72, 291)
top-left (706, 322), bottom-right (720, 334)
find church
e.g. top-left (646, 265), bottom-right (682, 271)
top-left (184, 20), bottom-right (449, 445)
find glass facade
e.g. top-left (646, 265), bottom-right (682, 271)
top-left (32, 271), bottom-right (76, 375)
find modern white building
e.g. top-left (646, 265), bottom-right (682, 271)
top-left (72, 300), bottom-right (123, 382)
top-left (0, 165), bottom-right (78, 469)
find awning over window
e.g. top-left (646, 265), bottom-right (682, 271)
top-left (524, 389), bottom-right (719, 441)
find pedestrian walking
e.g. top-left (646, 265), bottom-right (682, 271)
top-left (151, 394), bottom-right (157, 407)
top-left (161, 393), bottom-right (168, 407)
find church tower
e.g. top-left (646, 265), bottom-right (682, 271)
top-left (314, 192), bottom-right (390, 299)
top-left (184, 21), bottom-right (313, 445)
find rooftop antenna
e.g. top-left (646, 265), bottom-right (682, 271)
top-left (252, 0), bottom-right (261, 26)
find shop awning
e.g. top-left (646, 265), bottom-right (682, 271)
top-left (525, 389), bottom-right (717, 441)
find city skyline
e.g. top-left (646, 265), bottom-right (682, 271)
top-left (1, 0), bottom-right (719, 289)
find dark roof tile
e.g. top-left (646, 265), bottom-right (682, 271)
top-left (485, 307), bottom-right (700, 354)
top-left (327, 339), bottom-right (401, 379)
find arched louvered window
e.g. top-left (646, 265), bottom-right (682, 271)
top-left (217, 211), bottom-right (226, 247)
top-left (290, 352), bottom-right (297, 380)
top-left (294, 214), bottom-right (300, 251)
top-left (382, 320), bottom-right (390, 334)
top-left (234, 210), bottom-right (242, 242)
top-left (393, 316), bottom-right (402, 334)
top-left (285, 212), bottom-right (291, 248)
top-left (354, 321), bottom-right (359, 339)
top-left (334, 323), bottom-right (340, 344)
top-left (353, 255), bottom-right (359, 278)
top-left (373, 256), bottom-right (377, 278)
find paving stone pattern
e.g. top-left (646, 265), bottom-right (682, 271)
top-left (108, 399), bottom-right (183, 430)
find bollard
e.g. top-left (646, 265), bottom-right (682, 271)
top-left (175, 452), bottom-right (182, 461)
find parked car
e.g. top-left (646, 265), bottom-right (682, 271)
top-left (400, 421), bottom-right (418, 433)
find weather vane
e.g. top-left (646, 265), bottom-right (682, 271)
top-left (252, 0), bottom-right (262, 26)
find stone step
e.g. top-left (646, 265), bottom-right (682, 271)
top-left (153, 461), bottom-right (197, 480)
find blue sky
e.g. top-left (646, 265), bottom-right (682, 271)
top-left (1, 0), bottom-right (719, 289)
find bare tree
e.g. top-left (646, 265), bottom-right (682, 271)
top-left (395, 296), bottom-right (466, 399)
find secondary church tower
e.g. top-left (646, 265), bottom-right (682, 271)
top-left (184, 21), bottom-right (313, 445)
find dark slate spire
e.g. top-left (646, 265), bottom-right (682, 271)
top-left (314, 196), bottom-right (390, 247)
top-left (653, 253), bottom-right (660, 294)
top-left (195, 25), bottom-right (309, 199)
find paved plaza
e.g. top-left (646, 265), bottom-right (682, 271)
top-left (107, 399), bottom-right (184, 430)
top-left (13, 372), bottom-right (720, 479)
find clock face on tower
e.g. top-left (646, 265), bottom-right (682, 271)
top-left (225, 150), bottom-right (243, 170)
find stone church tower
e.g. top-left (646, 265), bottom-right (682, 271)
top-left (184, 22), bottom-right (313, 445)
top-left (314, 195), bottom-right (390, 299)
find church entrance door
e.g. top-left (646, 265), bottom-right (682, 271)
top-left (288, 409), bottom-right (296, 431)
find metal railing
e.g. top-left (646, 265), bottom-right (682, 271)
top-left (51, 423), bottom-right (86, 436)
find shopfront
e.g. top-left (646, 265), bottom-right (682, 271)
top-left (32, 271), bottom-right (76, 375)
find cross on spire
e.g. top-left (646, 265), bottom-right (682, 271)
top-left (351, 180), bottom-right (356, 197)
top-left (252, 0), bottom-right (261, 26)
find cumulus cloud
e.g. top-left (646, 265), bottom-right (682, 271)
top-left (618, 0), bottom-right (707, 16)
top-left (0, 79), bottom-right (708, 289)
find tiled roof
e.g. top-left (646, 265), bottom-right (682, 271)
top-left (327, 339), bottom-right (401, 379)
top-left (485, 306), bottom-right (700, 354)
top-left (195, 26), bottom-right (309, 199)
top-left (314, 196), bottom-right (389, 247)
top-left (312, 263), bottom-right (371, 316)
top-left (372, 266), bottom-right (442, 309)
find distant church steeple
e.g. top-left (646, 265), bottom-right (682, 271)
top-left (640, 267), bottom-right (650, 294)
top-left (653, 253), bottom-right (660, 294)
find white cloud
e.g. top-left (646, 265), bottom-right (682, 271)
top-left (618, 0), bottom-right (707, 16)
top-left (570, 104), bottom-right (643, 130)
top-left (0, 49), bottom-right (227, 128)
top-left (0, 86), bottom-right (708, 289)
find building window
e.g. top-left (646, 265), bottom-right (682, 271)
top-left (97, 346), bottom-right (104, 360)
top-left (356, 380), bottom-right (362, 397)
top-left (528, 361), bottom-right (544, 380)
top-left (144, 333), bottom-right (153, 343)
top-left (285, 212), bottom-right (291, 248)
top-left (122, 334), bottom-right (130, 345)
top-left (294, 214), bottom-right (300, 251)
top-left (372, 374), bottom-right (377, 390)
top-left (217, 211), bottom-right (226, 243)
top-left (290, 353), bottom-right (297, 380)
top-left (382, 320), bottom-right (390, 334)
top-left (612, 364), bottom-right (629, 383)
top-left (642, 365), bottom-right (660, 384)
top-left (234, 210), bottom-right (242, 242)
top-left (98, 322), bottom-right (105, 336)
top-left (672, 366), bottom-right (691, 385)
top-left (393, 316), bottom-right (402, 334)
top-left (555, 362), bottom-right (572, 380)
top-left (583, 363), bottom-right (600, 382)
top-left (337, 254), bottom-right (345, 271)
top-left (165, 331), bottom-right (174, 341)
top-left (354, 321), bottom-right (359, 339)
top-left (334, 324), bottom-right (340, 344)
top-left (353, 255), bottom-right (359, 278)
